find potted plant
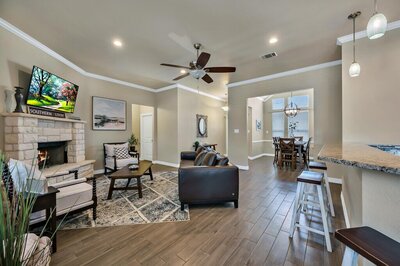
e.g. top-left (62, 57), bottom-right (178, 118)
top-left (193, 141), bottom-right (200, 151)
top-left (0, 154), bottom-right (57, 266)
top-left (128, 134), bottom-right (139, 152)
top-left (288, 121), bottom-right (299, 137)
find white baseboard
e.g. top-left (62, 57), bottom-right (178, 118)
top-left (328, 177), bottom-right (342, 184)
top-left (152, 160), bottom-right (179, 168)
top-left (236, 165), bottom-right (249, 170)
top-left (341, 191), bottom-right (350, 228)
top-left (248, 153), bottom-right (275, 160)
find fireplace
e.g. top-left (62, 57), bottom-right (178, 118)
top-left (38, 141), bottom-right (68, 168)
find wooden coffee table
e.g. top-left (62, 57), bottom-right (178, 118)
top-left (107, 161), bottom-right (153, 200)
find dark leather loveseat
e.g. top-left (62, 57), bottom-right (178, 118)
top-left (178, 148), bottom-right (239, 210)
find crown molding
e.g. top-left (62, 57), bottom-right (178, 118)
top-left (0, 17), bottom-right (228, 100)
top-left (0, 17), bottom-right (155, 92)
top-left (227, 60), bottom-right (342, 88)
top-left (336, 20), bottom-right (400, 45)
top-left (155, 84), bottom-right (225, 102)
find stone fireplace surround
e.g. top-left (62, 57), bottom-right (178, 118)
top-left (1, 112), bottom-right (94, 182)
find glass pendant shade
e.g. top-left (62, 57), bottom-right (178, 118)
top-left (349, 62), bottom-right (361, 77)
top-left (284, 102), bottom-right (299, 118)
top-left (367, 12), bottom-right (387, 39)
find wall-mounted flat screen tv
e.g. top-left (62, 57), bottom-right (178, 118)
top-left (26, 66), bottom-right (79, 113)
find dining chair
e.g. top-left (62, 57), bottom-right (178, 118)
top-left (279, 138), bottom-right (297, 170)
top-left (294, 136), bottom-right (304, 142)
top-left (272, 137), bottom-right (280, 165)
top-left (302, 137), bottom-right (312, 167)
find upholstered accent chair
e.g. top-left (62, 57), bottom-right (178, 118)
top-left (5, 159), bottom-right (97, 225)
top-left (103, 142), bottom-right (139, 174)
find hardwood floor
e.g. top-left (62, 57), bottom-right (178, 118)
top-left (51, 157), bottom-right (346, 265)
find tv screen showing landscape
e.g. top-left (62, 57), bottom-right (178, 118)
top-left (27, 66), bottom-right (79, 113)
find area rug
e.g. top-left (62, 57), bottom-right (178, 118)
top-left (60, 171), bottom-right (189, 230)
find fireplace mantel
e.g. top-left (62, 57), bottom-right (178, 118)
top-left (1, 112), bottom-right (86, 124)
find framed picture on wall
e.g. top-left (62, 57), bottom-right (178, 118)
top-left (256, 120), bottom-right (262, 131)
top-left (92, 96), bottom-right (127, 131)
top-left (196, 114), bottom-right (208, 137)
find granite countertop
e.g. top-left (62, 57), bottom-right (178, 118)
top-left (318, 143), bottom-right (400, 175)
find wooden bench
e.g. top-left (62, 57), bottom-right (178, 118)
top-left (335, 226), bottom-right (400, 265)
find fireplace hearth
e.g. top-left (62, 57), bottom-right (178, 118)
top-left (38, 141), bottom-right (67, 168)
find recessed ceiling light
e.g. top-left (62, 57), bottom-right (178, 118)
top-left (180, 69), bottom-right (186, 74)
top-left (113, 39), bottom-right (123, 47)
top-left (269, 37), bottom-right (278, 44)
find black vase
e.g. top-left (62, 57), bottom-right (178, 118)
top-left (13, 86), bottom-right (24, 113)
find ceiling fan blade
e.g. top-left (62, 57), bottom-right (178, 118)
top-left (161, 63), bottom-right (191, 69)
top-left (173, 72), bottom-right (190, 81)
top-left (204, 67), bottom-right (236, 73)
top-left (196, 52), bottom-right (211, 68)
top-left (202, 74), bottom-right (213, 83)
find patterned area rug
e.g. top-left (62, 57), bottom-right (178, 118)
top-left (61, 171), bottom-right (189, 229)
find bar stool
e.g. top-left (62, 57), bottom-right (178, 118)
top-left (308, 161), bottom-right (335, 217)
top-left (335, 226), bottom-right (400, 265)
top-left (289, 170), bottom-right (332, 252)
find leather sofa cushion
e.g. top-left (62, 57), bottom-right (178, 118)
top-left (201, 152), bottom-right (217, 166)
top-left (194, 150), bottom-right (207, 166)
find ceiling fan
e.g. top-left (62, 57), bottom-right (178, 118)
top-left (161, 43), bottom-right (236, 84)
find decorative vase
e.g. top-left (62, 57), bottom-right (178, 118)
top-left (13, 86), bottom-right (24, 113)
top-left (4, 89), bottom-right (15, 113)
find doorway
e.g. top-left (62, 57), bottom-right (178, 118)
top-left (131, 104), bottom-right (154, 161)
top-left (140, 113), bottom-right (153, 161)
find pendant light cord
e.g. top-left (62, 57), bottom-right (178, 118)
top-left (352, 17), bottom-right (356, 63)
top-left (374, 0), bottom-right (378, 14)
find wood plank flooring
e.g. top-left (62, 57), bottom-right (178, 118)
top-left (51, 157), bottom-right (346, 265)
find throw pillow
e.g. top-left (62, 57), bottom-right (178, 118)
top-left (8, 159), bottom-right (48, 194)
top-left (195, 146), bottom-right (205, 156)
top-left (216, 156), bottom-right (229, 166)
top-left (201, 152), bottom-right (217, 166)
top-left (105, 142), bottom-right (129, 157)
top-left (114, 147), bottom-right (130, 159)
top-left (194, 150), bottom-right (208, 166)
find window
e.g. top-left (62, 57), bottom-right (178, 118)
top-left (272, 112), bottom-right (285, 137)
top-left (269, 92), bottom-right (312, 139)
top-left (272, 98), bottom-right (284, 110)
top-left (288, 111), bottom-right (309, 140)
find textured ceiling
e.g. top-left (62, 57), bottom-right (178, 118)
top-left (1, 0), bottom-right (399, 98)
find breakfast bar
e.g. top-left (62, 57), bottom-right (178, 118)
top-left (318, 143), bottom-right (400, 244)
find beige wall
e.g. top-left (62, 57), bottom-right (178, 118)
top-left (0, 27), bottom-right (156, 170)
top-left (342, 28), bottom-right (400, 144)
top-left (155, 89), bottom-right (178, 164)
top-left (177, 89), bottom-right (226, 155)
top-left (228, 65), bottom-right (342, 167)
top-left (247, 98), bottom-right (264, 157)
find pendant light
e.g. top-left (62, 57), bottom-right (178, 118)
top-left (348, 12), bottom-right (361, 78)
top-left (367, 0), bottom-right (387, 39)
top-left (284, 92), bottom-right (299, 118)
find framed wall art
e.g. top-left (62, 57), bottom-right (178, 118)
top-left (92, 96), bottom-right (126, 131)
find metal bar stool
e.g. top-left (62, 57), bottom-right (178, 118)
top-left (335, 226), bottom-right (400, 265)
top-left (308, 161), bottom-right (335, 217)
top-left (289, 170), bottom-right (333, 252)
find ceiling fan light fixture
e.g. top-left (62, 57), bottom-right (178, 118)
top-left (190, 69), bottom-right (206, 79)
top-left (367, 0), bottom-right (387, 39)
top-left (180, 69), bottom-right (187, 74)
